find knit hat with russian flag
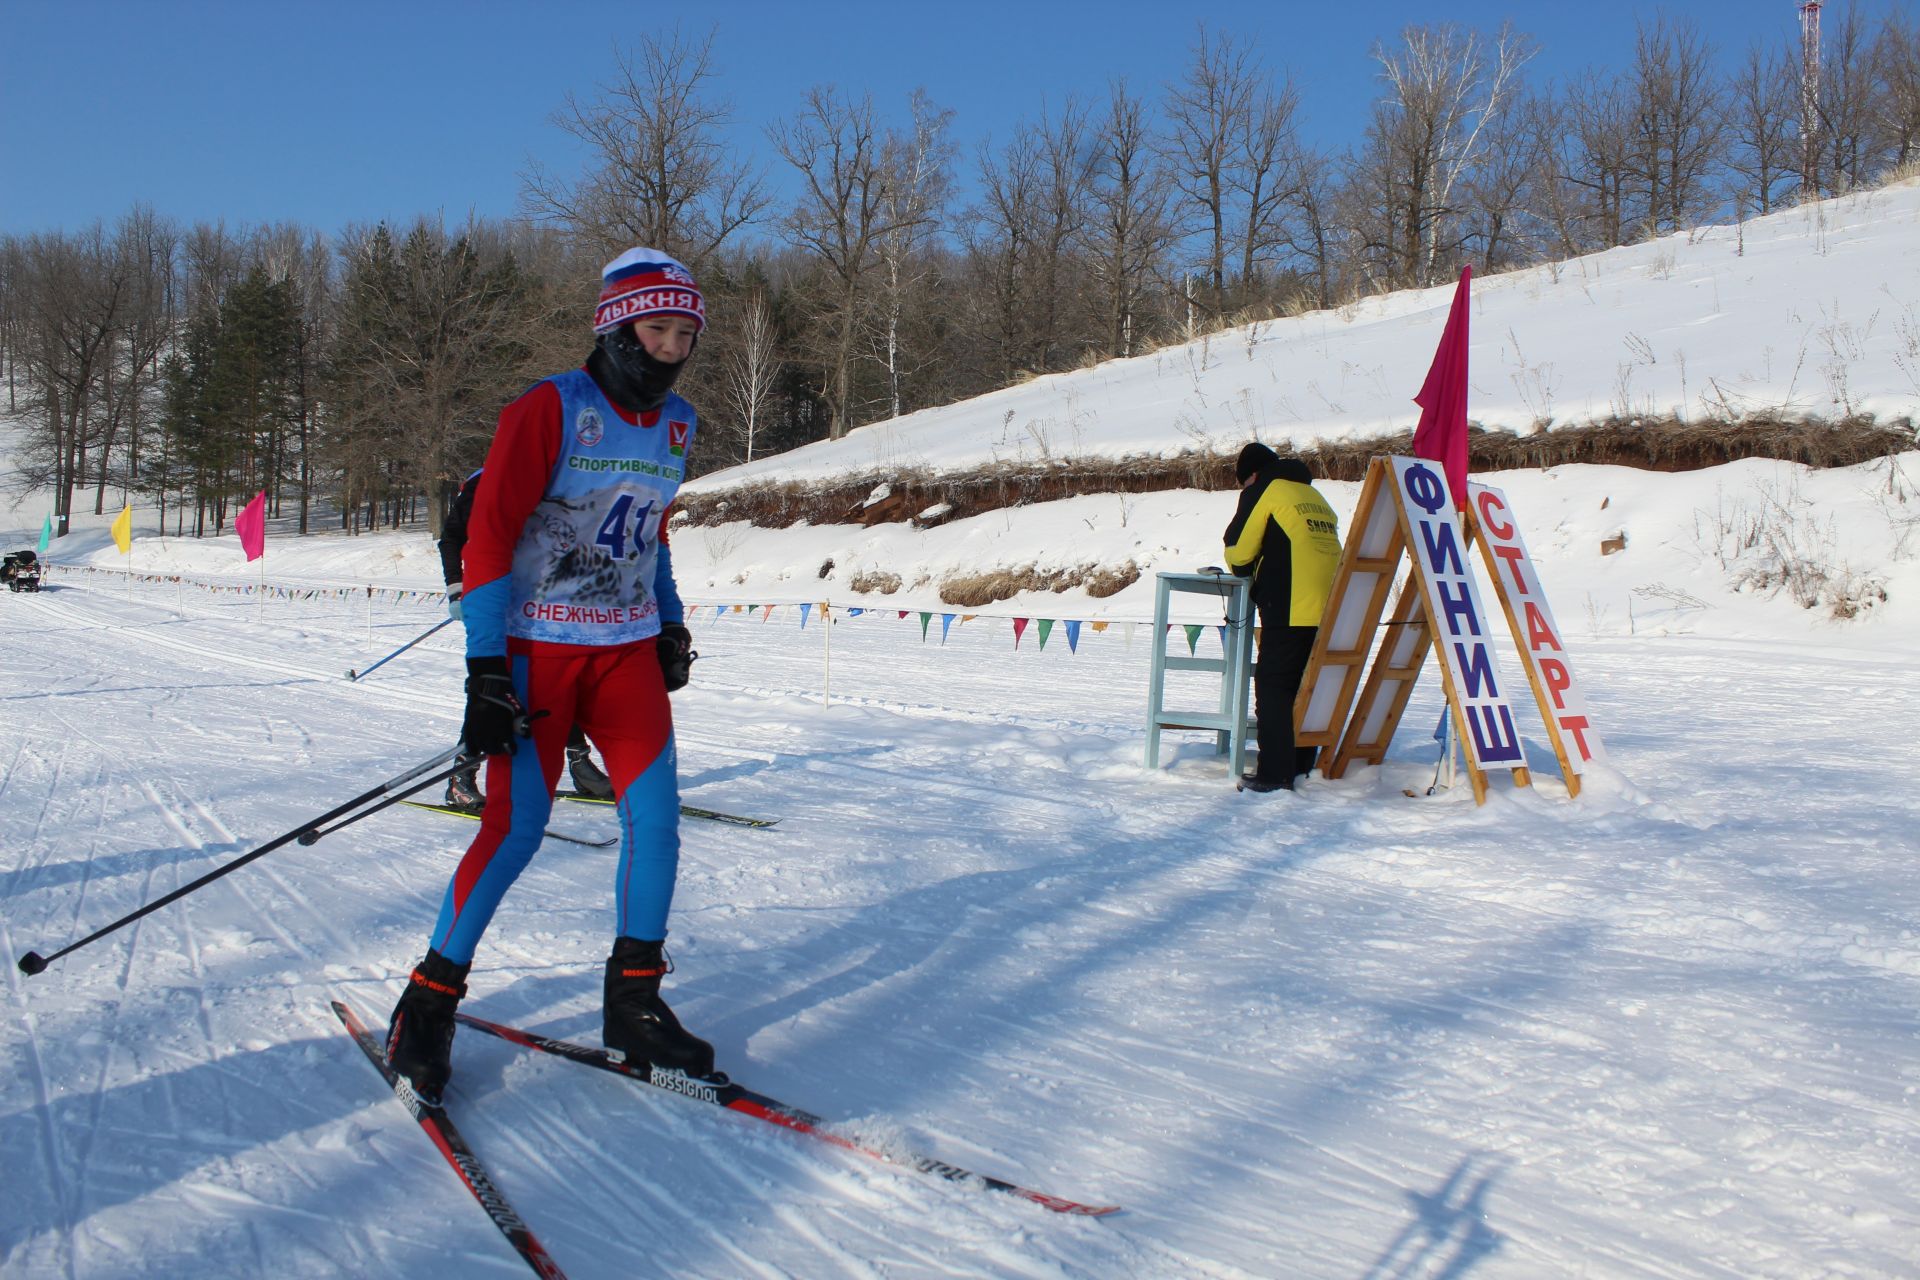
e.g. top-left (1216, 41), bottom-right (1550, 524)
top-left (593, 248), bottom-right (706, 335)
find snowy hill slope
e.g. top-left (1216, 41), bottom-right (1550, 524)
top-left (689, 180), bottom-right (1920, 491)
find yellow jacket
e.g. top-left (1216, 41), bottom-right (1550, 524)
top-left (1223, 474), bottom-right (1341, 625)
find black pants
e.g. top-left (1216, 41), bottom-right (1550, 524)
top-left (1253, 615), bottom-right (1319, 786)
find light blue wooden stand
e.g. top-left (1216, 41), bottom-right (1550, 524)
top-left (1144, 571), bottom-right (1257, 779)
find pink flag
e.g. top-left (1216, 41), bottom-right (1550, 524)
top-left (1412, 266), bottom-right (1472, 509)
top-left (235, 490), bottom-right (267, 561)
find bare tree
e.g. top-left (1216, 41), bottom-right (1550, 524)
top-left (1872, 9), bottom-right (1920, 176)
top-left (1541, 71), bottom-right (1637, 252)
top-left (1352, 23), bottom-right (1535, 289)
top-left (10, 228), bottom-right (131, 534)
top-left (522, 28), bottom-right (767, 268)
top-left (1028, 102), bottom-right (1096, 369)
top-left (1814, 4), bottom-right (1882, 193)
top-left (1086, 80), bottom-right (1177, 354)
top-left (872, 90), bottom-right (954, 420)
top-left (967, 124), bottom-right (1041, 380)
top-left (719, 287), bottom-right (783, 462)
top-left (0, 238), bottom-right (23, 412)
top-left (95, 208), bottom-right (178, 516)
top-left (1729, 41), bottom-right (1800, 217)
top-left (1626, 15), bottom-right (1725, 235)
top-left (1277, 140), bottom-right (1344, 308)
top-left (963, 101), bottom-right (1098, 378)
top-left (1229, 74), bottom-right (1304, 301)
top-left (181, 221), bottom-right (245, 321)
top-left (1460, 85), bottom-right (1541, 269)
top-left (771, 87), bottom-right (918, 439)
top-left (1160, 26), bottom-right (1263, 312)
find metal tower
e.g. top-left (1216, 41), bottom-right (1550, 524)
top-left (1800, 0), bottom-right (1822, 195)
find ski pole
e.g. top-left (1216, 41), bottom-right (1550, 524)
top-left (17, 746), bottom-right (471, 977)
top-left (348, 617), bottom-right (453, 681)
top-left (1427, 708), bottom-right (1452, 796)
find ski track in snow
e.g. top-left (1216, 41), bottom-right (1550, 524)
top-left (3, 576), bottom-right (1919, 1277)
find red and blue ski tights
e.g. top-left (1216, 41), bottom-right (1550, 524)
top-left (428, 638), bottom-right (679, 964)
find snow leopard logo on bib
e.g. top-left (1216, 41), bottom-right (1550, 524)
top-left (575, 407), bottom-right (605, 448)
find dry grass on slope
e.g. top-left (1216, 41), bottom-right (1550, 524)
top-left (678, 415), bottom-right (1913, 532)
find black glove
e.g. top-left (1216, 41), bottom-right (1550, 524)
top-left (657, 623), bottom-right (696, 693)
top-left (461, 657), bottom-right (525, 756)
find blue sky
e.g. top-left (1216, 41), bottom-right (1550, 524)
top-left (0, 0), bottom-right (1895, 236)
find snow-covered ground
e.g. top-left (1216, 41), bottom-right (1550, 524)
top-left (5, 178), bottom-right (1920, 1277)
top-left (4, 532), bottom-right (1919, 1278)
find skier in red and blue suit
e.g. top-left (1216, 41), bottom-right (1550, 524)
top-left (387, 248), bottom-right (714, 1104)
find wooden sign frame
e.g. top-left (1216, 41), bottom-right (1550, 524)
top-left (1295, 456), bottom-right (1531, 805)
top-left (1464, 482), bottom-right (1607, 797)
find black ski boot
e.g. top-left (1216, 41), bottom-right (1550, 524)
top-left (604, 937), bottom-right (715, 1077)
top-left (568, 742), bottom-right (614, 800)
top-left (386, 949), bottom-right (471, 1104)
top-left (444, 766), bottom-right (483, 813)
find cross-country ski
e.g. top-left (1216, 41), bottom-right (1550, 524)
top-left (555, 790), bottom-right (781, 829)
top-left (332, 1000), bottom-right (568, 1279)
top-left (400, 799), bottom-right (618, 848)
top-left (454, 1011), bottom-right (1120, 1216)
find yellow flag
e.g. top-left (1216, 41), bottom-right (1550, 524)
top-left (110, 504), bottom-right (132, 554)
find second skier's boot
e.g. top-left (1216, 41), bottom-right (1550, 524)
top-left (604, 937), bottom-right (715, 1078)
top-left (444, 766), bottom-right (483, 813)
top-left (568, 742), bottom-right (614, 800)
top-left (386, 949), bottom-right (471, 1105)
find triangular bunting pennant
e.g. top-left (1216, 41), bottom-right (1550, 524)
top-left (1065, 620), bottom-right (1081, 653)
top-left (799, 602), bottom-right (812, 628)
top-left (1184, 624), bottom-right (1202, 654)
top-left (1037, 618), bottom-right (1054, 650)
top-left (1012, 617), bottom-right (1030, 648)
top-left (941, 613), bottom-right (955, 643)
top-left (919, 612), bottom-right (932, 641)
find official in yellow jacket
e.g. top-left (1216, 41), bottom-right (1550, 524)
top-left (1223, 443), bottom-right (1342, 792)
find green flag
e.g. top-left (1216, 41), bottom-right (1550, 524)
top-left (37, 514), bottom-right (52, 552)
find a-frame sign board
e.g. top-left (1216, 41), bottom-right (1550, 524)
top-left (1464, 482), bottom-right (1608, 797)
top-left (1293, 456), bottom-right (1531, 805)
top-left (1293, 459), bottom-right (1411, 763)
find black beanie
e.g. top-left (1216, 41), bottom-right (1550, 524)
top-left (1235, 442), bottom-right (1279, 483)
top-left (1275, 456), bottom-right (1313, 484)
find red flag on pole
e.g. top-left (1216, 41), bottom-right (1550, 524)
top-left (1412, 266), bottom-right (1472, 509)
top-left (235, 490), bottom-right (267, 562)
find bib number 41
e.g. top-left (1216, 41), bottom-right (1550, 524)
top-left (595, 495), bottom-right (656, 560)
